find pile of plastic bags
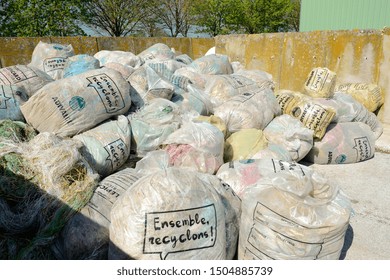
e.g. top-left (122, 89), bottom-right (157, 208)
top-left (1, 41), bottom-right (384, 260)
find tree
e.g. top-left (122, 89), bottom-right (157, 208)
top-left (0, 0), bottom-right (86, 37)
top-left (148, 0), bottom-right (196, 37)
top-left (230, 0), bottom-right (294, 34)
top-left (191, 0), bottom-right (236, 37)
top-left (82, 0), bottom-right (150, 37)
top-left (286, 0), bottom-right (301, 31)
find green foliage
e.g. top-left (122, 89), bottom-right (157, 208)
top-left (0, 0), bottom-right (87, 37)
top-left (230, 0), bottom-right (294, 34)
top-left (191, 0), bottom-right (236, 37)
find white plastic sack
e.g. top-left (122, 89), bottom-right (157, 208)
top-left (0, 64), bottom-right (54, 97)
top-left (171, 67), bottom-right (207, 90)
top-left (94, 50), bottom-right (142, 68)
top-left (237, 159), bottom-right (351, 260)
top-left (305, 122), bottom-right (376, 164)
top-left (127, 65), bottom-right (175, 103)
top-left (129, 98), bottom-right (182, 157)
top-left (62, 54), bottom-right (100, 78)
top-left (263, 114), bottom-right (314, 162)
top-left (54, 168), bottom-right (141, 260)
top-left (162, 121), bottom-right (225, 174)
top-left (146, 59), bottom-right (186, 81)
top-left (103, 62), bottom-right (135, 80)
top-left (137, 43), bottom-right (175, 62)
top-left (0, 85), bottom-right (29, 121)
top-left (73, 115), bottom-right (131, 177)
top-left (188, 54), bottom-right (233, 75)
top-left (172, 84), bottom-right (213, 116)
top-left (29, 41), bottom-right (75, 80)
top-left (109, 168), bottom-right (229, 260)
top-left (20, 68), bottom-right (132, 137)
top-left (214, 87), bottom-right (281, 134)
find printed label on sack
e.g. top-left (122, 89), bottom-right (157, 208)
top-left (291, 103), bottom-right (334, 138)
top-left (104, 139), bottom-right (128, 170)
top-left (143, 204), bottom-right (217, 260)
top-left (305, 68), bottom-right (331, 92)
top-left (353, 136), bottom-right (372, 162)
top-left (86, 74), bottom-right (125, 113)
top-left (224, 75), bottom-right (254, 89)
top-left (0, 86), bottom-right (12, 109)
top-left (0, 65), bottom-right (38, 85)
top-left (271, 159), bottom-right (306, 176)
top-left (43, 57), bottom-right (67, 72)
top-left (245, 202), bottom-right (323, 259)
top-left (276, 92), bottom-right (299, 114)
top-left (87, 172), bottom-right (140, 222)
top-left (233, 91), bottom-right (256, 103)
top-left (52, 96), bottom-right (72, 124)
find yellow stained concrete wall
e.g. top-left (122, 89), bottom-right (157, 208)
top-left (215, 29), bottom-right (390, 125)
top-left (0, 36), bottom-right (215, 68)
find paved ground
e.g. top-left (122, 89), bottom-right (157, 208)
top-left (304, 128), bottom-right (390, 259)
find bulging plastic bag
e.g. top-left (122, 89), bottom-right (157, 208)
top-left (73, 115), bottom-right (131, 177)
top-left (129, 98), bottom-right (182, 157)
top-left (263, 114), bottom-right (314, 162)
top-left (223, 128), bottom-right (268, 163)
top-left (276, 90), bottom-right (335, 140)
top-left (0, 85), bottom-right (29, 121)
top-left (127, 64), bottom-right (175, 103)
top-left (0, 64), bottom-right (54, 97)
top-left (171, 67), bottom-right (207, 90)
top-left (137, 43), bottom-right (176, 62)
top-left (162, 120), bottom-right (225, 174)
top-left (109, 167), bottom-right (233, 260)
top-left (20, 68), bottom-right (132, 137)
top-left (62, 54), bottom-right (100, 79)
top-left (312, 92), bottom-right (383, 139)
top-left (303, 67), bottom-right (336, 98)
top-left (94, 50), bottom-right (142, 68)
top-left (188, 54), bottom-right (233, 75)
top-left (53, 168), bottom-right (140, 260)
top-left (217, 158), bottom-right (352, 260)
top-left (172, 84), bottom-right (214, 116)
top-left (335, 82), bottom-right (384, 112)
top-left (305, 122), bottom-right (376, 164)
top-left (29, 41), bottom-right (75, 80)
top-left (214, 87), bottom-right (281, 134)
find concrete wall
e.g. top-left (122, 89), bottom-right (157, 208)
top-left (215, 28), bottom-right (390, 125)
top-left (0, 36), bottom-right (215, 68)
